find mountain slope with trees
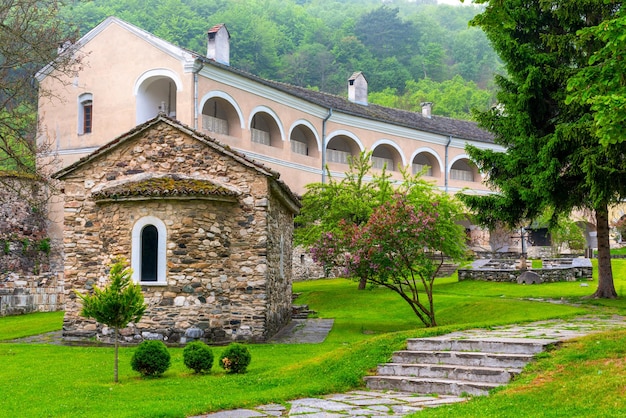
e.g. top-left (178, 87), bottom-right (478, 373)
top-left (62, 0), bottom-right (500, 120)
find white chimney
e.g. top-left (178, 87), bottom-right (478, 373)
top-left (348, 72), bottom-right (368, 105)
top-left (207, 23), bottom-right (230, 66)
top-left (421, 102), bottom-right (433, 119)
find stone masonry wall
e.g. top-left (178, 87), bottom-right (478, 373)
top-left (0, 272), bottom-right (64, 316)
top-left (264, 187), bottom-right (294, 338)
top-left (0, 176), bottom-right (65, 316)
top-left (458, 266), bottom-right (593, 282)
top-left (61, 121), bottom-right (293, 344)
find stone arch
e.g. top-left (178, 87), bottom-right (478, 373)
top-left (411, 148), bottom-right (443, 178)
top-left (199, 91), bottom-right (245, 137)
top-left (370, 139), bottom-right (406, 171)
top-left (131, 216), bottom-right (167, 285)
top-left (134, 68), bottom-right (183, 124)
top-left (289, 120), bottom-right (321, 158)
top-left (249, 106), bottom-right (285, 147)
top-left (326, 130), bottom-right (364, 165)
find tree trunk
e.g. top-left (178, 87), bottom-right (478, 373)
top-left (358, 276), bottom-right (367, 290)
top-left (592, 205), bottom-right (617, 298)
top-left (114, 327), bottom-right (119, 383)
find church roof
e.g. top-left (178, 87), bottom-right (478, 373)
top-left (53, 115), bottom-right (301, 210)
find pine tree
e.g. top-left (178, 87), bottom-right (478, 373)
top-left (76, 258), bottom-right (147, 382)
top-left (461, 0), bottom-right (625, 298)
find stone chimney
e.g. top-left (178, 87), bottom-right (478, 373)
top-left (207, 24), bottom-right (230, 66)
top-left (348, 72), bottom-right (368, 105)
top-left (421, 102), bottom-right (433, 119)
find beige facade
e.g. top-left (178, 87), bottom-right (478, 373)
top-left (38, 17), bottom-right (502, 199)
top-left (54, 117), bottom-right (299, 343)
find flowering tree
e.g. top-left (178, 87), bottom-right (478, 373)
top-left (295, 151), bottom-right (393, 288)
top-left (312, 191), bottom-right (467, 327)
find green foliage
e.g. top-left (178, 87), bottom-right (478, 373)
top-left (0, 0), bottom-right (79, 176)
top-left (295, 151), bottom-right (386, 248)
top-left (5, 271), bottom-right (626, 416)
top-left (183, 341), bottom-right (214, 374)
top-left (75, 258), bottom-right (147, 382)
top-left (566, 14), bottom-right (626, 147)
top-left (0, 311), bottom-right (63, 341)
top-left (312, 188), bottom-right (467, 327)
top-left (75, 259), bottom-right (146, 331)
top-left (62, 0), bottom-right (498, 100)
top-left (219, 343), bottom-right (251, 374)
top-left (369, 76), bottom-right (496, 120)
top-left (131, 340), bottom-right (171, 377)
top-left (461, 0), bottom-right (623, 298)
top-left (37, 238), bottom-right (51, 255)
top-left (20, 238), bottom-right (29, 253)
top-left (549, 218), bottom-right (586, 253)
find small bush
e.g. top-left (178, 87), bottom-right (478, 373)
top-left (131, 340), bottom-right (171, 377)
top-left (183, 341), bottom-right (214, 373)
top-left (219, 343), bottom-right (251, 374)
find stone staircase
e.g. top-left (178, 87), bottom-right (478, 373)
top-left (364, 336), bottom-right (558, 396)
top-left (435, 262), bottom-right (459, 277)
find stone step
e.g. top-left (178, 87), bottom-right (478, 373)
top-left (364, 375), bottom-right (500, 397)
top-left (376, 363), bottom-right (522, 384)
top-left (406, 337), bottom-right (557, 355)
top-left (392, 350), bottom-right (535, 369)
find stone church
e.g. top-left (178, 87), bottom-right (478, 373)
top-left (53, 115), bottom-right (300, 344)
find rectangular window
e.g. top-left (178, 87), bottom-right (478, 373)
top-left (371, 156), bottom-right (394, 170)
top-left (251, 128), bottom-right (271, 146)
top-left (450, 168), bottom-right (474, 182)
top-left (83, 102), bottom-right (93, 134)
top-left (291, 140), bottom-right (308, 155)
top-left (327, 149), bottom-right (350, 164)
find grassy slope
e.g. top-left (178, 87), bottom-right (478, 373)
top-left (0, 261), bottom-right (625, 417)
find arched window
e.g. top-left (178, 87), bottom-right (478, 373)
top-left (78, 93), bottom-right (93, 135)
top-left (140, 225), bottom-right (158, 281)
top-left (132, 216), bottom-right (167, 285)
top-left (450, 159), bottom-right (477, 182)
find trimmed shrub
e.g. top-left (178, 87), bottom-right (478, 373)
top-left (219, 343), bottom-right (251, 374)
top-left (131, 340), bottom-right (171, 377)
top-left (183, 341), bottom-right (214, 373)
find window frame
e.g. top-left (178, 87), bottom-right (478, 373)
top-left (131, 216), bottom-right (167, 285)
top-left (78, 93), bottom-right (93, 135)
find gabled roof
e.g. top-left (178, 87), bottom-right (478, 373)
top-left (36, 17), bottom-right (195, 82)
top-left (53, 114), bottom-right (301, 209)
top-left (198, 57), bottom-right (494, 143)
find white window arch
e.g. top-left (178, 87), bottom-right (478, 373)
top-left (131, 216), bottom-right (167, 285)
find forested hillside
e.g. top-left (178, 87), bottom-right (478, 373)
top-left (62, 0), bottom-right (500, 120)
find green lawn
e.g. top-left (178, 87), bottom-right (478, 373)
top-left (1, 261), bottom-right (625, 417)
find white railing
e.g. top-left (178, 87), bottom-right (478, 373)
top-left (251, 128), bottom-right (271, 146)
top-left (450, 168), bottom-right (474, 182)
top-left (412, 163), bottom-right (432, 176)
top-left (291, 140), bottom-right (308, 155)
top-left (202, 115), bottom-right (228, 135)
top-left (372, 156), bottom-right (394, 170)
top-left (326, 149), bottom-right (351, 164)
